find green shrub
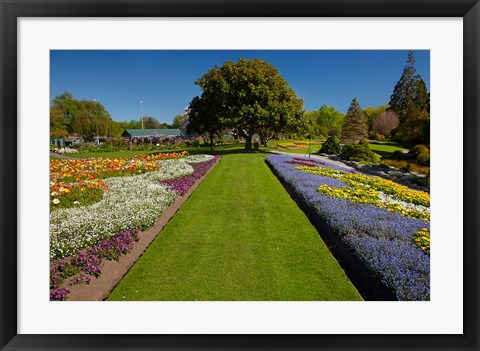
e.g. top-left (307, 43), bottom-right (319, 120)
top-left (391, 150), bottom-right (404, 159)
top-left (319, 135), bottom-right (342, 155)
top-left (417, 153), bottom-right (430, 166)
top-left (339, 140), bottom-right (381, 164)
top-left (401, 163), bottom-right (412, 173)
top-left (410, 144), bottom-right (430, 166)
top-left (410, 144), bottom-right (429, 156)
top-left (106, 137), bottom-right (126, 147)
top-left (368, 131), bottom-right (384, 141)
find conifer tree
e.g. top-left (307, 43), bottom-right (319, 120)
top-left (341, 97), bottom-right (368, 143)
top-left (389, 51), bottom-right (430, 146)
top-left (414, 78), bottom-right (429, 112)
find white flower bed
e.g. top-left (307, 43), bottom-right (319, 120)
top-left (49, 157), bottom-right (203, 259)
top-left (185, 154), bottom-right (214, 163)
top-left (145, 159), bottom-right (194, 182)
top-left (378, 192), bottom-right (430, 215)
top-left (52, 147), bottom-right (79, 154)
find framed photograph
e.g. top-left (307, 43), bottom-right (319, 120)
top-left (1, 0), bottom-right (478, 350)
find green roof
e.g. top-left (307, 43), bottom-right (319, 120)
top-left (122, 129), bottom-right (181, 137)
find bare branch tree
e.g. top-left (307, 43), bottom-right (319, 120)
top-left (372, 110), bottom-right (400, 137)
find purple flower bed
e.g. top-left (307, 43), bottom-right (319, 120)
top-left (266, 154), bottom-right (430, 301)
top-left (160, 155), bottom-right (220, 195)
top-left (50, 228), bottom-right (140, 301)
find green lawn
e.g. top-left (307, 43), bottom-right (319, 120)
top-left (72, 143), bottom-right (253, 159)
top-left (73, 149), bottom-right (169, 159)
top-left (108, 153), bottom-right (361, 301)
top-left (368, 141), bottom-right (408, 158)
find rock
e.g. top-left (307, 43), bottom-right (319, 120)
top-left (380, 171), bottom-right (391, 177)
top-left (388, 170), bottom-right (404, 178)
top-left (345, 160), bottom-right (359, 168)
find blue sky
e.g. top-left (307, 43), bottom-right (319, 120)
top-left (50, 50), bottom-right (429, 124)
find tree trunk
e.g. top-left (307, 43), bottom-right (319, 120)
top-left (209, 135), bottom-right (214, 152)
top-left (244, 135), bottom-right (252, 150)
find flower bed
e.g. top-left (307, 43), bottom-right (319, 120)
top-left (50, 228), bottom-right (140, 301)
top-left (50, 151), bottom-right (188, 208)
top-left (160, 155), bottom-right (216, 195)
top-left (278, 142), bottom-right (307, 149)
top-left (265, 154), bottom-right (430, 301)
top-left (50, 154), bottom-right (220, 300)
top-left (50, 154), bottom-right (218, 259)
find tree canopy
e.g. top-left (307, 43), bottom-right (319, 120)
top-left (49, 92), bottom-right (156, 139)
top-left (363, 104), bottom-right (389, 132)
top-left (50, 92), bottom-right (114, 140)
top-left (142, 116), bottom-right (161, 129)
top-left (304, 105), bottom-right (344, 138)
top-left (171, 114), bottom-right (184, 129)
top-left (187, 58), bottom-right (304, 150)
top-left (372, 110), bottom-right (399, 138)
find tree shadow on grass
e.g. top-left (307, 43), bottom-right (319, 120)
top-left (186, 145), bottom-right (273, 156)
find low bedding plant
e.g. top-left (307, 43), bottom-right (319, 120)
top-left (266, 155), bottom-right (430, 301)
top-left (50, 151), bottom-right (189, 210)
top-left (50, 153), bottom-right (219, 300)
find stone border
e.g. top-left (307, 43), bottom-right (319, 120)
top-left (63, 156), bottom-right (221, 301)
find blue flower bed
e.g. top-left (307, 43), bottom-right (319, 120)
top-left (266, 154), bottom-right (430, 301)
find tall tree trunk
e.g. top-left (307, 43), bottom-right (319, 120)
top-left (244, 135), bottom-right (252, 150)
top-left (209, 135), bottom-right (214, 152)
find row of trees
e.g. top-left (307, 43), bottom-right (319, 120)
top-left (304, 103), bottom-right (393, 140)
top-left (51, 52), bottom-right (429, 149)
top-left (184, 53), bottom-right (429, 150)
top-left (338, 51), bottom-right (430, 146)
top-left (50, 92), bottom-right (184, 140)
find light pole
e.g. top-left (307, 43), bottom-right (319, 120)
top-left (140, 100), bottom-right (144, 129)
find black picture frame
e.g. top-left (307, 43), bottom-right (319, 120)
top-left (1, 1), bottom-right (478, 350)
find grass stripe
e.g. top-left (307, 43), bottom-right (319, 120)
top-left (108, 153), bottom-right (361, 301)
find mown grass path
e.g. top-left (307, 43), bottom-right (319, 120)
top-left (108, 153), bottom-right (361, 301)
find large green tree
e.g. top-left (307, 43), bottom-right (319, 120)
top-left (50, 92), bottom-right (114, 140)
top-left (317, 104), bottom-right (345, 136)
top-left (186, 96), bottom-right (224, 150)
top-left (389, 51), bottom-right (418, 122)
top-left (52, 92), bottom-right (78, 124)
top-left (50, 107), bottom-right (69, 139)
top-left (189, 58), bottom-right (304, 150)
top-left (341, 97), bottom-right (368, 143)
top-left (304, 105), bottom-right (344, 138)
top-left (70, 100), bottom-right (113, 139)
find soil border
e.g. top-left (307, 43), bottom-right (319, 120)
top-left (62, 156), bottom-right (221, 301)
